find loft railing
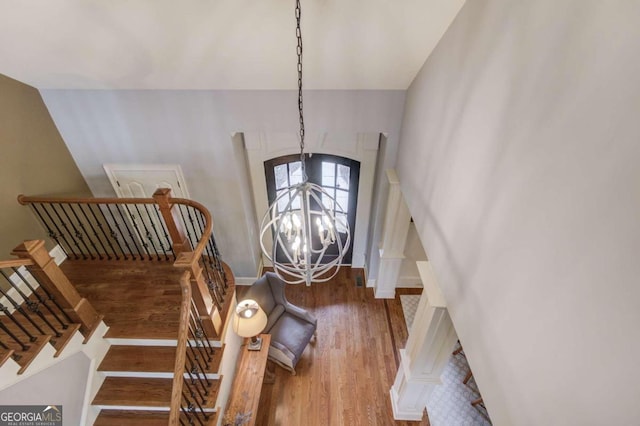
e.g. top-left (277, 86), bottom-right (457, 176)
top-left (18, 189), bottom-right (230, 331)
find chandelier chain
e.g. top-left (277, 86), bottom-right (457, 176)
top-left (296, 0), bottom-right (306, 181)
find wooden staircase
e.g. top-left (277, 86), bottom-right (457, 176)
top-left (7, 189), bottom-right (237, 424)
top-left (61, 259), bottom-right (227, 425)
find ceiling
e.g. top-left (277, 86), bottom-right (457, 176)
top-left (0, 0), bottom-right (465, 90)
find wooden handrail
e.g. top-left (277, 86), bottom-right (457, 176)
top-left (0, 258), bottom-right (33, 269)
top-left (169, 271), bottom-right (192, 425)
top-left (17, 193), bottom-right (214, 260)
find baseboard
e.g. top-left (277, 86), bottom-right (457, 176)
top-left (235, 276), bottom-right (258, 286)
top-left (374, 287), bottom-right (396, 299)
top-left (390, 387), bottom-right (425, 421)
top-left (366, 278), bottom-right (376, 288)
top-left (397, 276), bottom-right (423, 288)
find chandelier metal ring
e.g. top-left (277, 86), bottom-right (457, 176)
top-left (260, 182), bottom-right (351, 285)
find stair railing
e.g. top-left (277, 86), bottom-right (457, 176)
top-left (0, 243), bottom-right (101, 369)
top-left (19, 189), bottom-right (236, 421)
top-left (170, 272), bottom-right (219, 425)
top-left (0, 258), bottom-right (72, 357)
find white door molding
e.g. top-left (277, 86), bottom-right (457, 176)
top-left (103, 163), bottom-right (190, 198)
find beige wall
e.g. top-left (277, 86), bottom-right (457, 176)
top-left (0, 74), bottom-right (91, 257)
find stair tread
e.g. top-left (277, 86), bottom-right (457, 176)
top-left (99, 344), bottom-right (225, 374)
top-left (93, 376), bottom-right (220, 408)
top-left (99, 346), bottom-right (177, 372)
top-left (94, 409), bottom-right (169, 426)
top-left (92, 377), bottom-right (174, 406)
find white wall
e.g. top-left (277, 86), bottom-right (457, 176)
top-left (40, 90), bottom-right (405, 278)
top-left (399, 221), bottom-right (427, 287)
top-left (0, 352), bottom-right (90, 426)
top-left (397, 1), bottom-right (640, 424)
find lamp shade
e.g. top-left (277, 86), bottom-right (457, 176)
top-left (232, 299), bottom-right (267, 338)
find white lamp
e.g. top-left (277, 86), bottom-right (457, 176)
top-left (232, 299), bottom-right (268, 350)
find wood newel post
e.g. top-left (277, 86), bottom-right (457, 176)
top-left (153, 188), bottom-right (192, 256)
top-left (174, 252), bottom-right (222, 337)
top-left (11, 240), bottom-right (101, 337)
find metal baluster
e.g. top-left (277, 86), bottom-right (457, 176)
top-left (0, 271), bottom-right (61, 338)
top-left (192, 208), bottom-right (221, 276)
top-left (182, 386), bottom-right (208, 425)
top-left (0, 287), bottom-right (45, 337)
top-left (124, 204), bottom-right (152, 260)
top-left (30, 204), bottom-right (70, 258)
top-left (59, 203), bottom-right (94, 259)
top-left (50, 203), bottom-right (86, 260)
top-left (190, 208), bottom-right (225, 298)
top-left (0, 303), bottom-right (35, 344)
top-left (177, 205), bottom-right (197, 251)
top-left (187, 325), bottom-right (210, 371)
top-left (187, 338), bottom-right (211, 380)
top-left (86, 204), bottom-right (118, 259)
top-left (110, 204), bottom-right (140, 259)
top-left (116, 205), bottom-right (145, 259)
top-left (207, 278), bottom-right (223, 312)
top-left (11, 267), bottom-right (69, 329)
top-left (152, 204), bottom-right (175, 259)
top-left (143, 204), bottom-right (169, 261)
top-left (190, 301), bottom-right (215, 357)
top-left (181, 389), bottom-right (208, 426)
top-left (133, 204), bottom-right (161, 261)
top-left (98, 204), bottom-right (128, 259)
top-left (36, 204), bottom-right (75, 259)
top-left (0, 316), bottom-right (29, 352)
top-left (66, 204), bottom-right (98, 259)
top-left (184, 364), bottom-right (208, 404)
top-left (211, 234), bottom-right (228, 289)
top-left (194, 209), bottom-right (227, 297)
top-left (77, 204), bottom-right (109, 260)
top-left (186, 349), bottom-right (211, 393)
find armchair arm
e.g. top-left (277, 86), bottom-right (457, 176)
top-left (283, 303), bottom-right (317, 325)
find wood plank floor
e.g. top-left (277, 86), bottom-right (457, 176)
top-left (244, 268), bottom-right (429, 426)
top-left (60, 260), bottom-right (183, 339)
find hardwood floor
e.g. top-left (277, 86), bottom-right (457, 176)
top-left (60, 260), bottom-right (183, 339)
top-left (248, 268), bottom-right (429, 426)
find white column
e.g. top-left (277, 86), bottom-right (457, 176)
top-left (374, 169), bottom-right (411, 299)
top-left (390, 261), bottom-right (458, 421)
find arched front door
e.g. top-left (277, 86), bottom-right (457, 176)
top-left (264, 153), bottom-right (360, 264)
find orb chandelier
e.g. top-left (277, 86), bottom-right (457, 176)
top-left (259, 0), bottom-right (350, 286)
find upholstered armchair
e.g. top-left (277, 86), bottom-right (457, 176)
top-left (243, 272), bottom-right (317, 374)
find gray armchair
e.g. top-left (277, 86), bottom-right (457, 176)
top-left (243, 272), bottom-right (317, 374)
